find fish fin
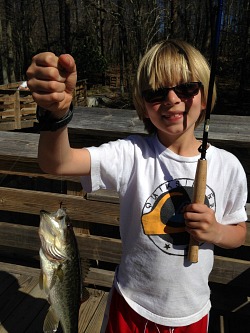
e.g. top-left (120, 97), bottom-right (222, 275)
top-left (81, 286), bottom-right (90, 303)
top-left (43, 306), bottom-right (59, 333)
top-left (39, 271), bottom-right (44, 290)
top-left (79, 258), bottom-right (91, 303)
top-left (56, 265), bottom-right (64, 282)
top-left (39, 271), bottom-right (51, 295)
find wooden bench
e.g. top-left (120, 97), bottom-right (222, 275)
top-left (0, 107), bottom-right (249, 332)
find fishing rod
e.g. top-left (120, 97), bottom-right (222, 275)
top-left (188, 0), bottom-right (223, 263)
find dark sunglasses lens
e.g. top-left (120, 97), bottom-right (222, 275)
top-left (174, 83), bottom-right (200, 98)
top-left (143, 82), bottom-right (201, 103)
top-left (143, 89), bottom-right (165, 103)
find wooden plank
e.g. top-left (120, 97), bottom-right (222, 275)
top-left (0, 283), bottom-right (47, 333)
top-left (0, 222), bottom-right (122, 264)
top-left (210, 255), bottom-right (250, 286)
top-left (0, 275), bottom-right (46, 333)
top-left (14, 91), bottom-right (21, 129)
top-left (0, 187), bottom-right (120, 225)
top-left (0, 123), bottom-right (16, 131)
top-left (84, 291), bottom-right (109, 333)
top-left (69, 107), bottom-right (250, 146)
top-left (87, 189), bottom-right (120, 204)
top-left (78, 289), bottom-right (106, 332)
top-left (0, 261), bottom-right (40, 277)
top-left (0, 262), bottom-right (108, 333)
top-left (0, 270), bottom-right (21, 297)
top-left (85, 267), bottom-right (114, 288)
top-left (0, 110), bottom-right (15, 116)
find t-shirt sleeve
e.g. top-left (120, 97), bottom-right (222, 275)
top-left (221, 153), bottom-right (248, 224)
top-left (80, 138), bottom-right (135, 193)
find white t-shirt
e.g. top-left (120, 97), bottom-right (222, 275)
top-left (81, 134), bottom-right (247, 327)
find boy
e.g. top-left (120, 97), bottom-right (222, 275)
top-left (27, 39), bottom-right (247, 333)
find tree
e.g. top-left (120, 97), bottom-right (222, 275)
top-left (0, 0), bottom-right (16, 83)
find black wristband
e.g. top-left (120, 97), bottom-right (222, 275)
top-left (35, 103), bottom-right (73, 131)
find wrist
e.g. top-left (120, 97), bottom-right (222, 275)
top-left (36, 103), bottom-right (73, 131)
top-left (213, 223), bottom-right (223, 246)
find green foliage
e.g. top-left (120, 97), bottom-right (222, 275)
top-left (72, 35), bottom-right (108, 80)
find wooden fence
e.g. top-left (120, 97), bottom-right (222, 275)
top-left (0, 89), bottom-right (37, 131)
top-left (0, 80), bottom-right (87, 131)
top-left (0, 107), bottom-right (249, 332)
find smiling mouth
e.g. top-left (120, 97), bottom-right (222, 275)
top-left (164, 112), bottom-right (186, 119)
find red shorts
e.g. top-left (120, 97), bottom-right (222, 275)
top-left (102, 288), bottom-right (208, 333)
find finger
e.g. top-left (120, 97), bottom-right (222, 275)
top-left (32, 91), bottom-right (66, 107)
top-left (32, 52), bottom-right (59, 68)
top-left (27, 53), bottom-right (67, 83)
top-left (184, 203), bottom-right (205, 213)
top-left (29, 66), bottom-right (66, 82)
top-left (184, 211), bottom-right (205, 222)
top-left (28, 78), bottom-right (66, 94)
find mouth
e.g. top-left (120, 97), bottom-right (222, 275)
top-left (163, 112), bottom-right (186, 120)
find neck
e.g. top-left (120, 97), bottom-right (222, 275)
top-left (157, 132), bottom-right (201, 157)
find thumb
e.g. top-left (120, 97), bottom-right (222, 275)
top-left (58, 54), bottom-right (77, 95)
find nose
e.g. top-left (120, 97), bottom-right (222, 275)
top-left (163, 89), bottom-right (181, 104)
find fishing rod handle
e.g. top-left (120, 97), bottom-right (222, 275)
top-left (188, 159), bottom-right (207, 263)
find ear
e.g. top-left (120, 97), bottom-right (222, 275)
top-left (201, 101), bottom-right (206, 110)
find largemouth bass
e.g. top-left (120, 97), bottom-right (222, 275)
top-left (39, 208), bottom-right (82, 333)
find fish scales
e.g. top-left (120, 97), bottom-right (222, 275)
top-left (39, 208), bottom-right (82, 333)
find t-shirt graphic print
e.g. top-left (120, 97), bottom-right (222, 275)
top-left (141, 177), bottom-right (216, 256)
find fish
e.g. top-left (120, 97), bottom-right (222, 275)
top-left (38, 208), bottom-right (82, 333)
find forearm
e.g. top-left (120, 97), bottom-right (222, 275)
top-left (213, 222), bottom-right (246, 249)
top-left (38, 127), bottom-right (72, 175)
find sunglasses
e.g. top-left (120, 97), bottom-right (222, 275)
top-left (142, 82), bottom-right (203, 103)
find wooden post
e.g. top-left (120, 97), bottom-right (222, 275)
top-left (14, 90), bottom-right (21, 129)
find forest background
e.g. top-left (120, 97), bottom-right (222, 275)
top-left (0, 0), bottom-right (249, 115)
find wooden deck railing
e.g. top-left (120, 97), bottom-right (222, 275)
top-left (0, 107), bottom-right (249, 331)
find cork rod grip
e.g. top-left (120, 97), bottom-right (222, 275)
top-left (187, 159), bottom-right (207, 263)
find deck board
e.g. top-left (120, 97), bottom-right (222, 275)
top-left (84, 292), bottom-right (108, 333)
top-left (0, 262), bottom-right (108, 333)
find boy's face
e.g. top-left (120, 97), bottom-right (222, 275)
top-left (144, 86), bottom-right (205, 149)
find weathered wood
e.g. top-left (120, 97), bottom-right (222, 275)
top-left (83, 292), bottom-right (109, 333)
top-left (0, 81), bottom-right (87, 131)
top-left (73, 79), bottom-right (87, 106)
top-left (0, 187), bottom-right (120, 225)
top-left (0, 222), bottom-right (121, 263)
top-left (78, 289), bottom-right (107, 332)
top-left (0, 90), bottom-right (37, 130)
top-left (69, 107), bottom-right (250, 146)
top-left (0, 263), bottom-right (108, 333)
top-left (0, 221), bottom-right (249, 288)
top-left (0, 275), bottom-right (47, 333)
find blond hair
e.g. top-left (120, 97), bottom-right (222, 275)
top-left (133, 39), bottom-right (216, 134)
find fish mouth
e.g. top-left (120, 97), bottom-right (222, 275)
top-left (40, 209), bottom-right (66, 220)
top-left (39, 209), bottom-right (68, 261)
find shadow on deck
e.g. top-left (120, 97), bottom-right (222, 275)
top-left (0, 262), bottom-right (108, 333)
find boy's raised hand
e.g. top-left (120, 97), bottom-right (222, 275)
top-left (26, 53), bottom-right (77, 117)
